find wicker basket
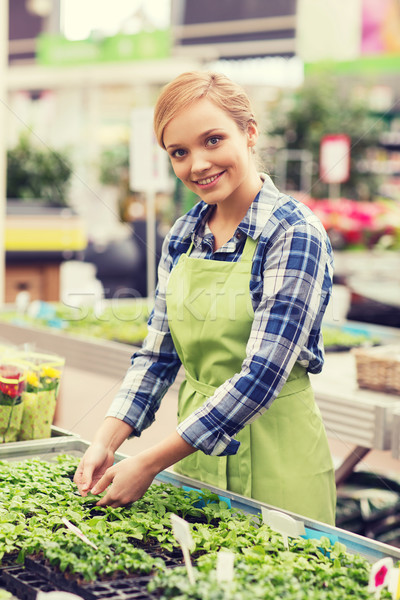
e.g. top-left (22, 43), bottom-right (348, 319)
top-left (353, 345), bottom-right (400, 395)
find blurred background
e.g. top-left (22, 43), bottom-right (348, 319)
top-left (2, 0), bottom-right (400, 545)
top-left (1, 0), bottom-right (399, 326)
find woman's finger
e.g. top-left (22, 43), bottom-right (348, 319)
top-left (91, 467), bottom-right (114, 496)
top-left (74, 461), bottom-right (93, 495)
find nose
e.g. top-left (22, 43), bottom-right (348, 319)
top-left (190, 149), bottom-right (212, 175)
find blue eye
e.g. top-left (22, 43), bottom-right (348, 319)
top-left (206, 136), bottom-right (220, 146)
top-left (172, 149), bottom-right (186, 158)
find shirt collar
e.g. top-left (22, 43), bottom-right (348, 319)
top-left (238, 173), bottom-right (280, 240)
top-left (192, 203), bottom-right (214, 248)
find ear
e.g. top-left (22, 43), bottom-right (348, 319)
top-left (247, 121), bottom-right (258, 148)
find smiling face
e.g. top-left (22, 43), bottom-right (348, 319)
top-left (163, 98), bottom-right (260, 209)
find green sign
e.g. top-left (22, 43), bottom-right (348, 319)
top-left (36, 30), bottom-right (171, 66)
top-left (305, 54), bottom-right (400, 76)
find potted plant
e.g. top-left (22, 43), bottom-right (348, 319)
top-left (18, 352), bottom-right (65, 441)
top-left (6, 132), bottom-right (73, 208)
top-left (0, 362), bottom-right (26, 443)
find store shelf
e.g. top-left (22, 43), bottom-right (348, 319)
top-left (6, 58), bottom-right (201, 91)
top-left (380, 131), bottom-right (400, 147)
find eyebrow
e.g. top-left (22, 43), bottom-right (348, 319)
top-left (165, 129), bottom-right (223, 151)
top-left (165, 142), bottom-right (181, 151)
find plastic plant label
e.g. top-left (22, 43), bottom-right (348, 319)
top-left (261, 508), bottom-right (305, 549)
top-left (170, 514), bottom-right (196, 585)
top-left (216, 550), bottom-right (235, 584)
top-left (62, 517), bottom-right (99, 550)
top-left (388, 566), bottom-right (400, 600)
top-left (368, 557), bottom-right (394, 598)
top-left (367, 558), bottom-right (400, 600)
top-left (37, 593), bottom-right (84, 600)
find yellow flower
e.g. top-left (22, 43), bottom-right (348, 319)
top-left (27, 371), bottom-right (40, 387)
top-left (41, 366), bottom-right (60, 380)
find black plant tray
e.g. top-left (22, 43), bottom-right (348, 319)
top-left (0, 539), bottom-right (184, 600)
top-left (134, 541), bottom-right (185, 568)
top-left (24, 556), bottom-right (159, 600)
top-left (1, 564), bottom-right (62, 600)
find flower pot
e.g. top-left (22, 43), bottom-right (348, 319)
top-left (0, 398), bottom-right (24, 443)
top-left (18, 389), bottom-right (57, 440)
top-left (18, 390), bottom-right (57, 440)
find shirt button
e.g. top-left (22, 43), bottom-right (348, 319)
top-left (236, 231), bottom-right (242, 239)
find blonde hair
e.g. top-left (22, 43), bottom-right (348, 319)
top-left (154, 71), bottom-right (257, 149)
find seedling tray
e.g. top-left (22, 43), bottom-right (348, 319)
top-left (24, 546), bottom-right (184, 590)
top-left (1, 565), bottom-right (61, 600)
top-left (0, 536), bottom-right (184, 600)
top-left (23, 558), bottom-right (157, 600)
top-left (2, 435), bottom-right (400, 563)
top-left (2, 564), bottom-right (156, 600)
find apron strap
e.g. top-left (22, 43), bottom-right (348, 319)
top-left (240, 235), bottom-right (258, 262)
top-left (185, 369), bottom-right (217, 398)
top-left (186, 239), bottom-right (195, 255)
top-left (186, 363), bottom-right (310, 401)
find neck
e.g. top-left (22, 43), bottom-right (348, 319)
top-left (213, 170), bottom-right (263, 225)
top-left (208, 170), bottom-right (263, 250)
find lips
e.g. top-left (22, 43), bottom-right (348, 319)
top-left (195, 171), bottom-right (225, 187)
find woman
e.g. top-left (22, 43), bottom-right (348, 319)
top-left (74, 71), bottom-right (336, 525)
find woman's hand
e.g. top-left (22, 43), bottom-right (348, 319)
top-left (91, 454), bottom-right (157, 507)
top-left (73, 416), bottom-right (134, 497)
top-left (89, 431), bottom-right (197, 507)
top-left (74, 442), bottom-right (115, 496)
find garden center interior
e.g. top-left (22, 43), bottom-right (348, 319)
top-left (1, 1), bottom-right (400, 599)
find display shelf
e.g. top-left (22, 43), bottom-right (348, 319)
top-left (6, 58), bottom-right (201, 92)
top-left (0, 321), bottom-right (133, 378)
top-left (0, 320), bottom-right (184, 393)
top-left (311, 351), bottom-right (398, 450)
top-left (310, 342), bottom-right (400, 485)
top-left (380, 131), bottom-right (400, 147)
top-left (312, 321), bottom-right (400, 454)
top-left (0, 320), bottom-right (124, 372)
top-left (310, 348), bottom-right (400, 477)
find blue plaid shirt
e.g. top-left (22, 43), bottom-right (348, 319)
top-left (107, 175), bottom-right (334, 457)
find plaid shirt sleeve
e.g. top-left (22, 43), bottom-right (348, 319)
top-left (177, 218), bottom-right (333, 457)
top-left (105, 229), bottom-right (182, 433)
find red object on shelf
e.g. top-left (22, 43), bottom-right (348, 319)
top-left (0, 365), bottom-right (25, 398)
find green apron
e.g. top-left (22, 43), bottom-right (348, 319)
top-left (166, 234), bottom-right (336, 525)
